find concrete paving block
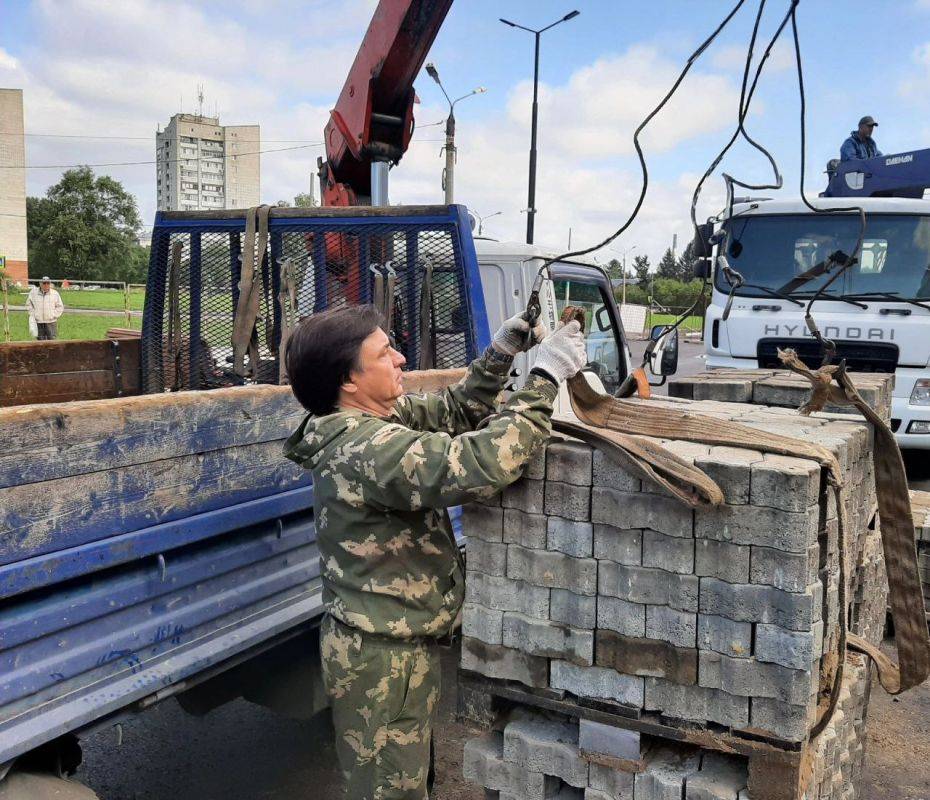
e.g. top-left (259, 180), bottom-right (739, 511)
top-left (578, 719), bottom-right (641, 763)
top-left (583, 788), bottom-right (614, 800)
top-left (694, 539), bottom-right (750, 584)
top-left (525, 446), bottom-right (547, 480)
top-left (461, 637), bottom-right (549, 688)
top-left (463, 504), bottom-right (506, 542)
top-left (463, 602), bottom-right (505, 645)
top-left (592, 449), bottom-right (641, 492)
top-left (646, 605), bottom-right (697, 649)
top-left (598, 562), bottom-right (699, 612)
top-left (548, 517), bottom-right (594, 557)
top-left (503, 478), bottom-right (545, 514)
top-left (644, 678), bottom-right (749, 728)
top-left (550, 661), bottom-right (644, 706)
top-left (698, 577), bottom-right (821, 631)
top-left (550, 589), bottom-right (597, 629)
top-left (750, 453), bottom-right (820, 513)
top-left (750, 695), bottom-right (817, 741)
top-left (693, 446), bottom-right (762, 505)
top-left (592, 525), bottom-right (642, 565)
top-left (508, 545), bottom-right (598, 595)
top-left (503, 716), bottom-right (587, 788)
top-left (588, 763), bottom-right (634, 798)
top-left (465, 572), bottom-right (550, 619)
top-left (749, 544), bottom-right (819, 593)
top-left (592, 489), bottom-right (694, 538)
top-left (698, 651), bottom-right (813, 705)
top-left (595, 630), bottom-right (698, 685)
top-left (503, 508), bottom-right (549, 549)
top-left (464, 731), bottom-right (560, 799)
top-left (546, 481), bottom-right (592, 522)
top-left (754, 622), bottom-right (823, 670)
top-left (696, 614), bottom-right (752, 659)
top-left (695, 503), bottom-right (819, 553)
top-left (467, 536), bottom-right (508, 577)
top-left (634, 745), bottom-right (702, 800)
top-left (596, 595), bottom-right (647, 638)
top-left (546, 440), bottom-right (593, 486)
top-left (503, 612), bottom-right (594, 666)
top-left (642, 529), bottom-right (695, 574)
top-left (684, 752), bottom-right (747, 800)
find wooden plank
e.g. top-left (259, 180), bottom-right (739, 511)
top-left (0, 439), bottom-right (309, 566)
top-left (0, 340), bottom-right (122, 376)
top-left (0, 370), bottom-right (461, 489)
top-left (0, 384), bottom-right (305, 489)
top-left (0, 371), bottom-right (118, 406)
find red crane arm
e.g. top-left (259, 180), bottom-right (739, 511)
top-left (319, 0), bottom-right (453, 206)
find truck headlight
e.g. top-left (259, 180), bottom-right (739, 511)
top-left (910, 379), bottom-right (930, 406)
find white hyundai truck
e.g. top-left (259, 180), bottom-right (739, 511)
top-left (701, 196), bottom-right (930, 449)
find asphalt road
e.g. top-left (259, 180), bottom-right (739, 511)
top-left (73, 338), bottom-right (930, 799)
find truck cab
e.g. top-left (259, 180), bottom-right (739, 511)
top-left (473, 237), bottom-right (635, 402)
top-left (703, 197), bottom-right (930, 448)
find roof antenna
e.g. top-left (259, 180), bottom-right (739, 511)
top-left (197, 84), bottom-right (205, 119)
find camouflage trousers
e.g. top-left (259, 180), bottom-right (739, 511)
top-left (320, 614), bottom-right (442, 800)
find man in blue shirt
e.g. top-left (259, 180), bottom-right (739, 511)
top-left (841, 116), bottom-right (882, 161)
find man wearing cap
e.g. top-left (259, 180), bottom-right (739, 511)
top-left (26, 277), bottom-right (65, 340)
top-left (841, 116), bottom-right (882, 162)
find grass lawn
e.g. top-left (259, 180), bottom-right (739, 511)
top-left (4, 311), bottom-right (139, 342)
top-left (8, 288), bottom-right (146, 312)
top-left (649, 313), bottom-right (705, 333)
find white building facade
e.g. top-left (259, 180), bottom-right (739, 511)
top-left (0, 88), bottom-right (28, 283)
top-left (156, 114), bottom-right (260, 212)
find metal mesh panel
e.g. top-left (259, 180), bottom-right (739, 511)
top-left (142, 211), bottom-right (476, 393)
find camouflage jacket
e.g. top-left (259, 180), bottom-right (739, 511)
top-left (283, 349), bottom-right (557, 639)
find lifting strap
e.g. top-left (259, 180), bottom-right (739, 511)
top-left (371, 262), bottom-right (396, 336)
top-left (418, 258), bottom-right (435, 370)
top-left (777, 348), bottom-right (930, 696)
top-left (277, 256), bottom-right (298, 385)
top-left (232, 205), bottom-right (271, 377)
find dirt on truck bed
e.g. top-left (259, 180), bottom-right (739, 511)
top-left (76, 639), bottom-right (930, 800)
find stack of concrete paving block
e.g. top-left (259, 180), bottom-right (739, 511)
top-left (668, 371), bottom-right (893, 423)
top-left (462, 395), bottom-right (879, 744)
top-left (462, 652), bottom-right (873, 799)
top-left (911, 490), bottom-right (930, 621)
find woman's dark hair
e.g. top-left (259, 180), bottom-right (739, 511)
top-left (285, 305), bottom-right (383, 415)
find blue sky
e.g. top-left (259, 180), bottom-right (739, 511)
top-left (2, 0), bottom-right (929, 265)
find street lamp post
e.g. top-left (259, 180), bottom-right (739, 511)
top-left (500, 10), bottom-right (580, 245)
top-left (474, 210), bottom-right (502, 236)
top-left (609, 245), bottom-right (637, 305)
top-left (425, 63), bottom-right (486, 204)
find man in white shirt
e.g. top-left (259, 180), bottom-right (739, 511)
top-left (26, 277), bottom-right (65, 340)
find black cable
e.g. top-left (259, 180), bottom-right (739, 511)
top-left (789, 4), bottom-right (866, 366)
top-left (540, 0), bottom-right (748, 272)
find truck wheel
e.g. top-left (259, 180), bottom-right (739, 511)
top-left (0, 771), bottom-right (100, 800)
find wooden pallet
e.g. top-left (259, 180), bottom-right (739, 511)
top-left (458, 669), bottom-right (819, 800)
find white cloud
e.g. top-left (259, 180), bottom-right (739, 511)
top-left (711, 41), bottom-right (794, 74)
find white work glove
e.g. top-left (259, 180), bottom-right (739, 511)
top-left (491, 312), bottom-right (549, 357)
top-left (531, 320), bottom-right (587, 384)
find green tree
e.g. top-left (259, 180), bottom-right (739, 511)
top-left (677, 240), bottom-right (699, 282)
top-left (656, 247), bottom-right (679, 280)
top-left (631, 254), bottom-right (651, 288)
top-left (27, 167), bottom-right (143, 282)
top-left (606, 258), bottom-right (623, 281)
top-left (294, 192), bottom-right (316, 208)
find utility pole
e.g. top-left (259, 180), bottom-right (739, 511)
top-left (425, 64), bottom-right (486, 204)
top-left (501, 10), bottom-right (580, 244)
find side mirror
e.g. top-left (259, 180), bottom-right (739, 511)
top-left (693, 258), bottom-right (712, 280)
top-left (648, 326), bottom-right (679, 376)
top-left (594, 305), bottom-right (611, 332)
top-left (692, 222), bottom-right (715, 259)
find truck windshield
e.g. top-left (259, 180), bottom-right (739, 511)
top-left (716, 213), bottom-right (930, 300)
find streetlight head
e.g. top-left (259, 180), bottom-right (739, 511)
top-left (500, 17), bottom-right (517, 27)
top-left (475, 87), bottom-right (487, 94)
top-left (425, 62), bottom-right (440, 84)
top-left (563, 10), bottom-right (580, 21)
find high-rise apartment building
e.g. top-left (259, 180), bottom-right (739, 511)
top-left (156, 113), bottom-right (260, 211)
top-left (0, 88), bottom-right (28, 283)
